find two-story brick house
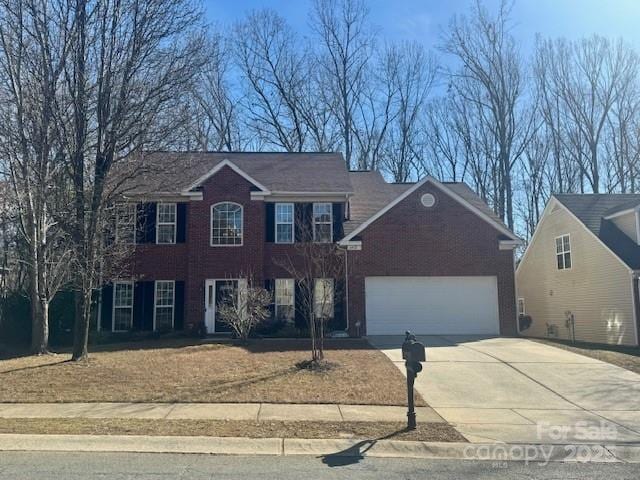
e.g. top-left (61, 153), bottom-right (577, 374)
top-left (99, 151), bottom-right (521, 337)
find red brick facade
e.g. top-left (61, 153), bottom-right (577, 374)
top-left (345, 182), bottom-right (517, 336)
top-left (128, 166), bottom-right (516, 336)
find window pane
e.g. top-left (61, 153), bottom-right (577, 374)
top-left (114, 283), bottom-right (133, 307)
top-left (314, 224), bottom-right (332, 243)
top-left (563, 235), bottom-right (570, 252)
top-left (556, 237), bottom-right (563, 253)
top-left (156, 281), bottom-right (174, 307)
top-left (564, 252), bottom-right (571, 269)
top-left (114, 308), bottom-right (133, 331)
top-left (557, 254), bottom-right (564, 270)
top-left (314, 279), bottom-right (334, 319)
top-left (157, 224), bottom-right (175, 244)
top-left (276, 224), bottom-right (293, 243)
top-left (313, 203), bottom-right (332, 222)
top-left (158, 204), bottom-right (176, 223)
top-left (155, 307), bottom-right (173, 330)
top-left (276, 204), bottom-right (293, 223)
top-left (212, 203), bottom-right (243, 245)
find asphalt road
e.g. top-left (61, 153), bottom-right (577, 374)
top-left (0, 452), bottom-right (637, 479)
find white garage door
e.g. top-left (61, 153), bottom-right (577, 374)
top-left (365, 276), bottom-right (500, 336)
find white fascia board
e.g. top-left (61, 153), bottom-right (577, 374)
top-left (604, 206), bottom-right (640, 220)
top-left (340, 176), bottom-right (521, 245)
top-left (499, 240), bottom-right (521, 250)
top-left (181, 159), bottom-right (271, 195)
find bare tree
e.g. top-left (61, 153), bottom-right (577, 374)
top-left (310, 0), bottom-right (374, 169)
top-left (55, 0), bottom-right (205, 361)
top-left (442, 0), bottom-right (530, 229)
top-left (217, 274), bottom-right (272, 342)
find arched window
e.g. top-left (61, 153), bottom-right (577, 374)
top-left (211, 202), bottom-right (243, 246)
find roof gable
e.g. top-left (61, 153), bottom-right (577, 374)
top-left (183, 159), bottom-right (270, 193)
top-left (340, 175), bottom-right (520, 244)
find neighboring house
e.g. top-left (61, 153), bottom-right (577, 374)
top-left (516, 194), bottom-right (640, 346)
top-left (100, 151), bottom-right (521, 337)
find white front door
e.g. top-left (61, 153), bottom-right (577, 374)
top-left (204, 279), bottom-right (248, 334)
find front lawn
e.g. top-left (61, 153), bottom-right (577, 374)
top-left (0, 338), bottom-right (423, 406)
top-left (533, 338), bottom-right (640, 374)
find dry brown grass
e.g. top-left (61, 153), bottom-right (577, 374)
top-left (0, 338), bottom-right (424, 406)
top-left (533, 338), bottom-right (640, 374)
top-left (0, 418), bottom-right (463, 442)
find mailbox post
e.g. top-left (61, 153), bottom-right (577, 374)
top-left (402, 331), bottom-right (425, 430)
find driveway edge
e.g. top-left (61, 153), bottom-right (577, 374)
top-left (0, 434), bottom-right (637, 463)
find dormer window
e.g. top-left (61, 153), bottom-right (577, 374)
top-left (556, 234), bottom-right (571, 270)
top-left (211, 202), bottom-right (243, 246)
top-left (313, 203), bottom-right (333, 243)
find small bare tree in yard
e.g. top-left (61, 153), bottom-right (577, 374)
top-left (275, 228), bottom-right (344, 365)
top-left (217, 276), bottom-right (272, 342)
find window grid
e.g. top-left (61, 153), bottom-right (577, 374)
top-left (156, 203), bottom-right (177, 244)
top-left (313, 203), bottom-right (333, 243)
top-left (275, 203), bottom-right (294, 244)
top-left (555, 234), bottom-right (572, 270)
top-left (275, 278), bottom-right (295, 322)
top-left (314, 278), bottom-right (334, 319)
top-left (116, 203), bottom-right (136, 244)
top-left (518, 298), bottom-right (525, 316)
top-left (211, 202), bottom-right (243, 246)
top-left (113, 282), bottom-right (134, 332)
top-left (154, 280), bottom-right (175, 331)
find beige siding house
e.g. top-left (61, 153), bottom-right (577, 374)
top-left (516, 195), bottom-right (640, 346)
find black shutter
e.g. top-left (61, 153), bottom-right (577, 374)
top-left (330, 279), bottom-right (346, 331)
top-left (143, 282), bottom-right (155, 331)
top-left (265, 203), bottom-right (275, 243)
top-left (100, 284), bottom-right (113, 332)
top-left (264, 279), bottom-right (275, 320)
top-left (137, 203), bottom-right (156, 244)
top-left (133, 282), bottom-right (145, 331)
top-left (174, 281), bottom-right (185, 330)
top-left (176, 204), bottom-right (187, 243)
top-left (332, 203), bottom-right (344, 242)
top-left (294, 280), bottom-right (307, 330)
top-left (295, 203), bottom-right (313, 242)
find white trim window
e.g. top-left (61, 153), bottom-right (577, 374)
top-left (555, 234), bottom-right (572, 270)
top-left (313, 203), bottom-right (333, 243)
top-left (275, 278), bottom-right (295, 323)
top-left (314, 278), bottom-right (334, 319)
top-left (115, 203), bottom-right (136, 244)
top-left (154, 280), bottom-right (175, 331)
top-left (156, 203), bottom-right (177, 244)
top-left (518, 298), bottom-right (525, 316)
top-left (211, 202), bottom-right (243, 246)
top-left (113, 281), bottom-right (134, 332)
top-left (275, 203), bottom-right (294, 244)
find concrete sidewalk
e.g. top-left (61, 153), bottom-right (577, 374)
top-left (0, 402), bottom-right (444, 424)
top-left (0, 433), bottom-right (637, 463)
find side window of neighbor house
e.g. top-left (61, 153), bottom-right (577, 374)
top-left (116, 203), bottom-right (136, 244)
top-left (156, 203), bottom-right (177, 244)
top-left (555, 234), bottom-right (571, 270)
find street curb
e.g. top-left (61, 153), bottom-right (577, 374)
top-left (0, 434), bottom-right (638, 462)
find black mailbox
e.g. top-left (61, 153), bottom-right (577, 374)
top-left (402, 341), bottom-right (426, 362)
top-left (402, 331), bottom-right (426, 430)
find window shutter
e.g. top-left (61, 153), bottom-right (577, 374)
top-left (176, 204), bottom-right (187, 243)
top-left (332, 203), bottom-right (344, 242)
top-left (295, 203), bottom-right (313, 242)
top-left (133, 282), bottom-right (145, 331)
top-left (294, 280), bottom-right (307, 330)
top-left (137, 203), bottom-right (156, 244)
top-left (143, 282), bottom-right (155, 331)
top-left (174, 281), bottom-right (185, 330)
top-left (265, 203), bottom-right (275, 243)
top-left (100, 284), bottom-right (113, 332)
top-left (330, 279), bottom-right (345, 332)
top-left (264, 279), bottom-right (275, 320)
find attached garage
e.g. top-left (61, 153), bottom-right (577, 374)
top-left (365, 276), bottom-right (500, 336)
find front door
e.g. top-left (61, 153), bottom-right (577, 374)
top-left (204, 279), bottom-right (241, 333)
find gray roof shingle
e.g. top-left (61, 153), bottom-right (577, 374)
top-left (120, 151), bottom-right (353, 195)
top-left (554, 193), bottom-right (640, 268)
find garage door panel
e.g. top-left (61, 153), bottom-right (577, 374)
top-left (365, 276), bottom-right (500, 336)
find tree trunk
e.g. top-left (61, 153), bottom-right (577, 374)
top-left (71, 290), bottom-right (91, 361)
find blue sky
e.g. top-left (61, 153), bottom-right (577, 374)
top-left (204, 0), bottom-right (640, 50)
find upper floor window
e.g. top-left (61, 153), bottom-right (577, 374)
top-left (115, 203), bottom-right (136, 244)
top-left (313, 203), bottom-right (333, 243)
top-left (556, 234), bottom-right (571, 270)
top-left (212, 202), bottom-right (243, 246)
top-left (156, 203), bottom-right (176, 244)
top-left (275, 203), bottom-right (294, 244)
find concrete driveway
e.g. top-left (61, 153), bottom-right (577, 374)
top-left (368, 336), bottom-right (640, 444)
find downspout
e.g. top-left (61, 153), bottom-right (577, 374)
top-left (337, 245), bottom-right (349, 335)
